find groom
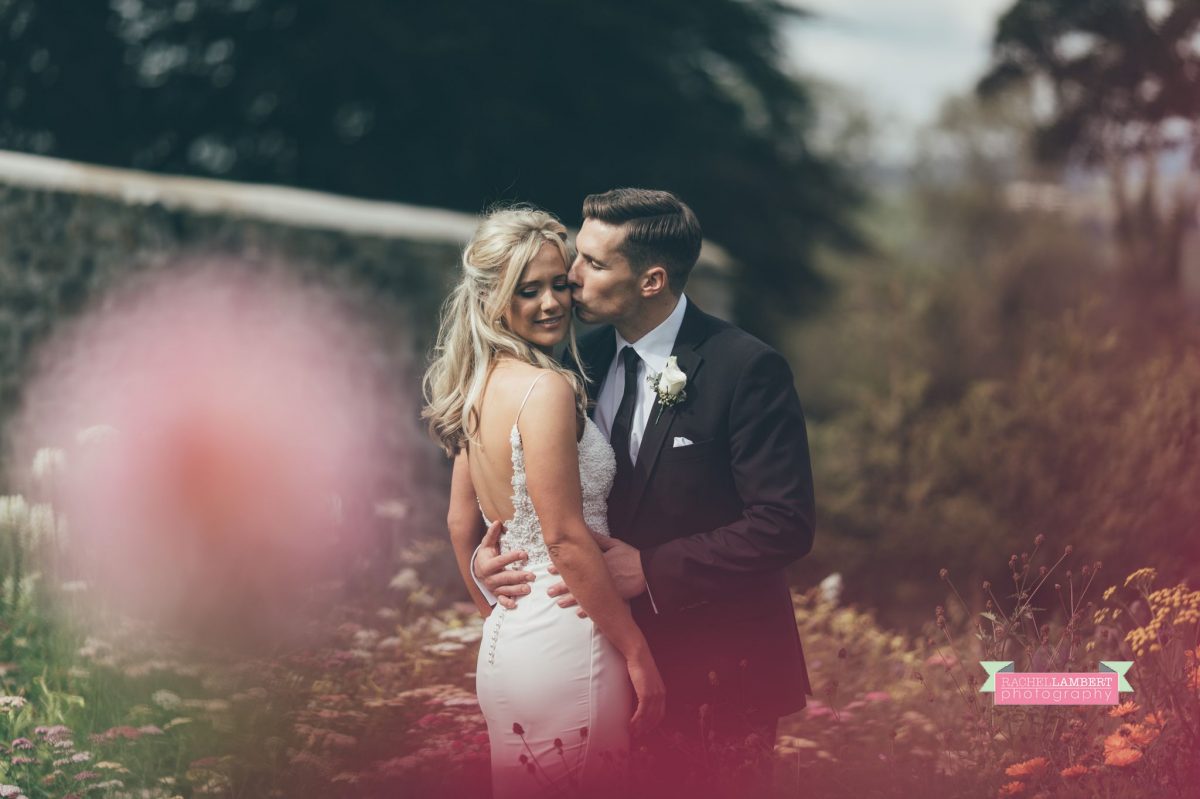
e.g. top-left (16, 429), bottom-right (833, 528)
top-left (474, 188), bottom-right (815, 755)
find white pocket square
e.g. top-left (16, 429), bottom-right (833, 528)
top-left (673, 436), bottom-right (693, 448)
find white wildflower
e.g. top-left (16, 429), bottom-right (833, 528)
top-left (0, 496), bottom-right (29, 529)
top-left (151, 690), bottom-right (181, 710)
top-left (819, 572), bottom-right (843, 606)
top-left (353, 629), bottom-right (381, 648)
top-left (388, 568), bottom-right (420, 593)
top-left (438, 624), bottom-right (482, 644)
top-left (0, 696), bottom-right (28, 711)
top-left (31, 447), bottom-right (67, 481)
top-left (408, 589), bottom-right (435, 608)
top-left (374, 499), bottom-right (408, 521)
top-left (76, 425), bottom-right (120, 447)
top-left (27, 503), bottom-right (58, 546)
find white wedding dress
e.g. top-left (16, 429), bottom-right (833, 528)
top-left (475, 376), bottom-right (633, 798)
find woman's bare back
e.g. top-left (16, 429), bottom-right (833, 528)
top-left (467, 360), bottom-right (583, 528)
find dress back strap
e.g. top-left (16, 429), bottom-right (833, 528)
top-left (515, 372), bottom-right (549, 426)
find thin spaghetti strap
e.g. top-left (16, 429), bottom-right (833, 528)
top-left (514, 372), bottom-right (549, 426)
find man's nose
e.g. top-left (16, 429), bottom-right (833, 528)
top-left (567, 258), bottom-right (582, 288)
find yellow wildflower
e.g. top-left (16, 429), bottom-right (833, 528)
top-left (1124, 568), bottom-right (1157, 592)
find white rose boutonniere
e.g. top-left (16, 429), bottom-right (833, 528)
top-left (647, 355), bottom-right (688, 423)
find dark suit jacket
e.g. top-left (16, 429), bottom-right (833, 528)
top-left (570, 299), bottom-right (815, 724)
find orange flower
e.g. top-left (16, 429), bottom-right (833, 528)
top-left (998, 781), bottom-right (1026, 796)
top-left (1104, 732), bottom-right (1133, 757)
top-left (1108, 701), bottom-right (1139, 718)
top-left (1005, 757), bottom-right (1049, 778)
top-left (1060, 764), bottom-right (1089, 779)
top-left (1143, 712), bottom-right (1168, 728)
top-left (1104, 748), bottom-right (1142, 768)
top-left (1123, 723), bottom-right (1159, 748)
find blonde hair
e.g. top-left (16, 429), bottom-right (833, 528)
top-left (422, 205), bottom-right (588, 456)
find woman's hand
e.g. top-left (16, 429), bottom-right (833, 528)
top-left (626, 647), bottom-right (666, 737)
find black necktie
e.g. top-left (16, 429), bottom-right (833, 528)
top-left (608, 346), bottom-right (641, 494)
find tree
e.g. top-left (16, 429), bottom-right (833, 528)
top-left (979, 0), bottom-right (1200, 293)
top-left (0, 0), bottom-right (859, 336)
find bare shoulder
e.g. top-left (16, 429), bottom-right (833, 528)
top-left (519, 368), bottom-right (576, 411)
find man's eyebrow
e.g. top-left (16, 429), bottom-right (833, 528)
top-left (580, 250), bottom-right (608, 267)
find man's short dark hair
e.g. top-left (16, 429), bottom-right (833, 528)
top-left (582, 188), bottom-right (702, 293)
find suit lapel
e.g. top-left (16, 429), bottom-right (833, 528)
top-left (614, 301), bottom-right (711, 533)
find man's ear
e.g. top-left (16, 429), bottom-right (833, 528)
top-left (640, 265), bottom-right (670, 298)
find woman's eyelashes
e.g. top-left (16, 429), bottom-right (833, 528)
top-left (519, 280), bottom-right (570, 298)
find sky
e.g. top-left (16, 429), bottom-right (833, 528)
top-left (783, 0), bottom-right (1014, 163)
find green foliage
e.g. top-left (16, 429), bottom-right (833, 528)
top-left (788, 86), bottom-right (1197, 627)
top-left (980, 0), bottom-right (1200, 290)
top-left (0, 0), bottom-right (861, 337)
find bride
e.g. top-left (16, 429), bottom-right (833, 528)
top-left (422, 206), bottom-right (665, 797)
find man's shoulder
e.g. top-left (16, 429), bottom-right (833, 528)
top-left (695, 312), bottom-right (782, 367)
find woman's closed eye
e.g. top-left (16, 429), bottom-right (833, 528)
top-left (520, 281), bottom-right (569, 298)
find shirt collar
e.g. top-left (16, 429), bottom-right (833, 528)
top-left (614, 293), bottom-right (688, 372)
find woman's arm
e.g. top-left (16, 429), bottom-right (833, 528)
top-left (447, 450), bottom-right (494, 618)
top-left (520, 374), bottom-right (665, 735)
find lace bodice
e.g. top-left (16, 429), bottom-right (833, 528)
top-left (479, 416), bottom-right (616, 569)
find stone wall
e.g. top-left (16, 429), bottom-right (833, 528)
top-left (0, 149), bottom-right (733, 563)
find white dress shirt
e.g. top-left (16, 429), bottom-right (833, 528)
top-left (593, 293), bottom-right (689, 465)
